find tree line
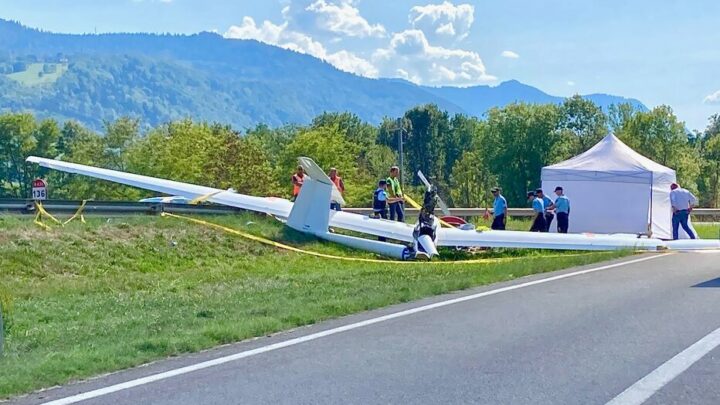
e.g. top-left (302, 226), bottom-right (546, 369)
top-left (1, 97), bottom-right (719, 208)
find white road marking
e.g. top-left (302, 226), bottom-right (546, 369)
top-left (43, 254), bottom-right (665, 405)
top-left (606, 325), bottom-right (720, 405)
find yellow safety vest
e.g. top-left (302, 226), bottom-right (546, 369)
top-left (386, 177), bottom-right (403, 198)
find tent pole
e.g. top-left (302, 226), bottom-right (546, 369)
top-left (648, 175), bottom-right (654, 237)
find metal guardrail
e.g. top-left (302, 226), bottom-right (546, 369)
top-left (2, 199), bottom-right (720, 219)
top-left (0, 199), bottom-right (243, 216)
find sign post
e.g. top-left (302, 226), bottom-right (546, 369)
top-left (31, 178), bottom-right (48, 201)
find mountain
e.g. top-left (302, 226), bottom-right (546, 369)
top-left (424, 80), bottom-right (647, 116)
top-left (0, 19), bottom-right (646, 129)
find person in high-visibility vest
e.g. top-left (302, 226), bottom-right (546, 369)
top-left (291, 166), bottom-right (305, 201)
top-left (328, 167), bottom-right (345, 211)
top-left (386, 166), bottom-right (405, 222)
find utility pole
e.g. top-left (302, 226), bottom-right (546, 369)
top-left (395, 118), bottom-right (405, 186)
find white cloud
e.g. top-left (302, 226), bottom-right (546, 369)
top-left (224, 2), bottom-right (495, 86)
top-left (326, 50), bottom-right (379, 77)
top-left (373, 29), bottom-right (496, 86)
top-left (567, 81), bottom-right (576, 86)
top-left (305, 0), bottom-right (386, 38)
top-left (224, 17), bottom-right (377, 78)
top-left (409, 1), bottom-right (474, 43)
top-left (704, 90), bottom-right (720, 105)
top-left (500, 50), bottom-right (519, 59)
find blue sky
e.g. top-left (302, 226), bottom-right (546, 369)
top-left (2, 0), bottom-right (719, 131)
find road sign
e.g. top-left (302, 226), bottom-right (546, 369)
top-left (31, 178), bottom-right (48, 200)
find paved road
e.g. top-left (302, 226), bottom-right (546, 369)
top-left (12, 252), bottom-right (720, 405)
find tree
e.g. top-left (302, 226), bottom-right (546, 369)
top-left (697, 115), bottom-right (720, 207)
top-left (402, 104), bottom-right (451, 187)
top-left (450, 151), bottom-right (496, 208)
top-left (0, 113), bottom-right (58, 198)
top-left (484, 103), bottom-right (563, 206)
top-left (700, 135), bottom-right (720, 207)
top-left (615, 106), bottom-right (700, 191)
top-left (280, 125), bottom-right (369, 206)
top-left (559, 95), bottom-right (608, 154)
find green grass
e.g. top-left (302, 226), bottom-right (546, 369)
top-left (695, 223), bottom-right (720, 239)
top-left (6, 63), bottom-right (68, 86)
top-left (0, 213), bottom-right (632, 398)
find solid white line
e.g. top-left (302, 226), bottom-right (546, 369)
top-left (43, 254), bottom-right (665, 405)
top-left (606, 325), bottom-right (720, 405)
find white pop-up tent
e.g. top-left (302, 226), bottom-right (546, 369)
top-left (541, 134), bottom-right (689, 239)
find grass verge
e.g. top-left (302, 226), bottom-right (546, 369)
top-left (0, 212), bottom-right (633, 398)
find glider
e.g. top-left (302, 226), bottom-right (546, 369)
top-left (26, 156), bottom-right (720, 260)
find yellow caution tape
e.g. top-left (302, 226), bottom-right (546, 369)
top-left (189, 190), bottom-right (225, 205)
top-left (33, 200), bottom-right (88, 229)
top-left (62, 199), bottom-right (87, 225)
top-left (161, 212), bottom-right (597, 265)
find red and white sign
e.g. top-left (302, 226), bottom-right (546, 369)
top-left (31, 179), bottom-right (48, 200)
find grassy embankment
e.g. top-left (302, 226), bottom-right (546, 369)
top-left (0, 212), bottom-right (680, 398)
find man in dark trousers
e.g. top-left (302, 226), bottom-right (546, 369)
top-left (670, 183), bottom-right (697, 240)
top-left (528, 191), bottom-right (546, 232)
top-left (536, 188), bottom-right (554, 232)
top-left (490, 187), bottom-right (507, 230)
top-left (386, 166), bottom-right (405, 222)
top-left (553, 186), bottom-right (570, 233)
top-left (373, 180), bottom-right (390, 220)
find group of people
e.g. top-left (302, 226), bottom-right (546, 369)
top-left (491, 187), bottom-right (570, 233)
top-left (291, 167), bottom-right (697, 241)
top-left (290, 165), bottom-right (406, 222)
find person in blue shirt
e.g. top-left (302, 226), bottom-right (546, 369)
top-left (373, 180), bottom-right (390, 220)
top-left (536, 188), bottom-right (554, 232)
top-left (553, 186), bottom-right (570, 233)
top-left (490, 187), bottom-right (507, 230)
top-left (528, 191), bottom-right (547, 232)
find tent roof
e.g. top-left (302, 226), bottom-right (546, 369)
top-left (544, 134), bottom-right (674, 175)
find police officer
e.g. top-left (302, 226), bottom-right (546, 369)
top-left (536, 188), bottom-right (554, 232)
top-left (528, 191), bottom-right (546, 232)
top-left (553, 186), bottom-right (570, 233)
top-left (490, 187), bottom-right (507, 230)
top-left (373, 180), bottom-right (390, 219)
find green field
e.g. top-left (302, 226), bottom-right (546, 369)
top-left (0, 212), bottom-right (635, 398)
top-left (6, 63), bottom-right (68, 86)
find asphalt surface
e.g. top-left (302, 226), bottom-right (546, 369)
top-left (10, 252), bottom-right (720, 405)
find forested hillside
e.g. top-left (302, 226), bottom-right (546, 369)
top-left (3, 101), bottom-right (719, 208)
top-left (0, 19), bottom-right (644, 130)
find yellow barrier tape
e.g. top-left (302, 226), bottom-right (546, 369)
top-left (33, 200), bottom-right (88, 229)
top-left (62, 199), bottom-right (88, 225)
top-left (161, 212), bottom-right (597, 265)
top-left (189, 190), bottom-right (224, 205)
top-left (35, 201), bottom-right (62, 225)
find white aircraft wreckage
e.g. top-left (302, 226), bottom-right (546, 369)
top-left (26, 156), bottom-right (720, 260)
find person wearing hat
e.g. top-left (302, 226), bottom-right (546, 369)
top-left (669, 183), bottom-right (697, 240)
top-left (490, 187), bottom-right (507, 230)
top-left (536, 188), bottom-right (554, 232)
top-left (553, 186), bottom-right (570, 233)
top-left (528, 191), bottom-right (547, 232)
